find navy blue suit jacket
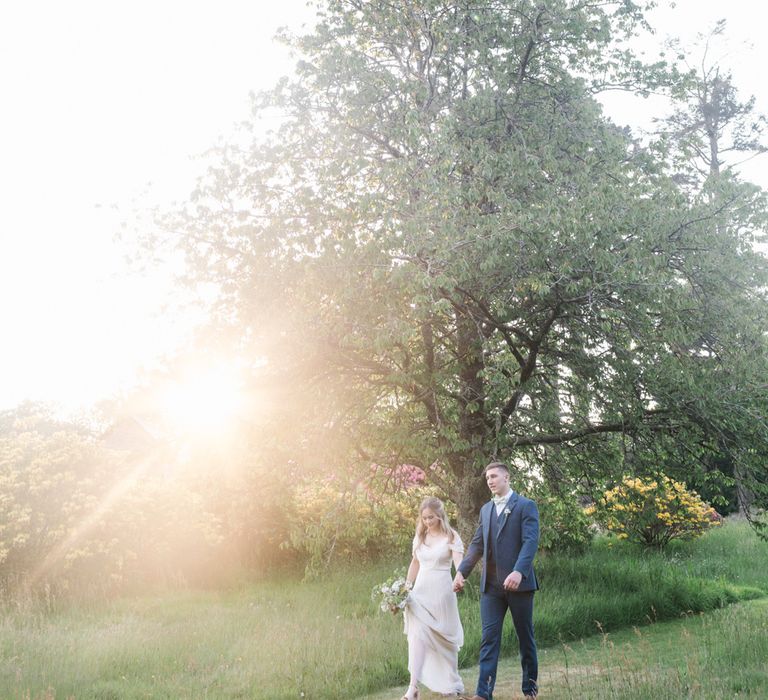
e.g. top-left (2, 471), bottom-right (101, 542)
top-left (458, 492), bottom-right (540, 593)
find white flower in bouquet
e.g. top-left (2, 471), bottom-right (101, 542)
top-left (371, 570), bottom-right (412, 614)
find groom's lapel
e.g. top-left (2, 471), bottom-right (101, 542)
top-left (482, 502), bottom-right (492, 543)
top-left (497, 492), bottom-right (519, 537)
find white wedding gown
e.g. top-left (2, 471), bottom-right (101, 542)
top-left (403, 534), bottom-right (465, 695)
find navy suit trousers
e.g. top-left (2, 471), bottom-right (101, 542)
top-left (477, 580), bottom-right (538, 699)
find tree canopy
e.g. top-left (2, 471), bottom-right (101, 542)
top-left (156, 0), bottom-right (768, 525)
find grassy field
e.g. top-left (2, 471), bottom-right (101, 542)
top-left (0, 519), bottom-right (766, 699)
top-left (364, 599), bottom-right (768, 699)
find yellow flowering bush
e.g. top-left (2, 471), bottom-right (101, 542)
top-left (586, 475), bottom-right (721, 548)
top-left (0, 415), bottom-right (225, 598)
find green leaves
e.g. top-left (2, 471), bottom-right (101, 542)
top-left (158, 1), bottom-right (768, 528)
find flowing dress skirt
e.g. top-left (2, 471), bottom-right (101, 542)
top-left (403, 566), bottom-right (464, 694)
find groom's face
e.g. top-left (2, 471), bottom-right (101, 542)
top-left (485, 467), bottom-right (510, 495)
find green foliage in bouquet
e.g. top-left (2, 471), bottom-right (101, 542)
top-left (371, 567), bottom-right (411, 614)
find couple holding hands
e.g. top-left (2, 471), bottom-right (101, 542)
top-left (401, 462), bottom-right (539, 700)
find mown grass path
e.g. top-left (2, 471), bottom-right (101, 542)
top-left (363, 599), bottom-right (768, 699)
top-left (364, 517), bottom-right (768, 699)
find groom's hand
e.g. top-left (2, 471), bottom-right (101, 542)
top-left (503, 571), bottom-right (522, 591)
top-left (452, 572), bottom-right (465, 592)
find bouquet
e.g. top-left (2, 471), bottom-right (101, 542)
top-left (371, 570), bottom-right (412, 614)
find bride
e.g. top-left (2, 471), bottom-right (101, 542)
top-left (401, 496), bottom-right (465, 700)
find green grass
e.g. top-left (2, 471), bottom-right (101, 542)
top-left (0, 518), bottom-right (765, 699)
top-left (539, 598), bottom-right (768, 699)
top-left (363, 599), bottom-right (768, 699)
top-left (367, 518), bottom-right (768, 699)
top-left (0, 569), bottom-right (412, 699)
top-left (456, 518), bottom-right (764, 669)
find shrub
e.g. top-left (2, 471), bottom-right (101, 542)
top-left (531, 486), bottom-right (593, 554)
top-left (0, 412), bottom-right (226, 598)
top-left (287, 475), bottom-right (453, 578)
top-left (587, 475), bottom-right (720, 548)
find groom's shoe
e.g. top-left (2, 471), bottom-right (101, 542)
top-left (460, 696), bottom-right (486, 700)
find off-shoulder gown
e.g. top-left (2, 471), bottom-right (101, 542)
top-left (403, 535), bottom-right (465, 694)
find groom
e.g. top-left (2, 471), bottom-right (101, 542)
top-left (453, 462), bottom-right (539, 700)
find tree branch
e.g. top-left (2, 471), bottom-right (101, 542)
top-left (511, 412), bottom-right (677, 447)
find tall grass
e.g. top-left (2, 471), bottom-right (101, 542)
top-left (531, 532), bottom-right (762, 645)
top-left (457, 519), bottom-right (763, 668)
top-left (0, 519), bottom-right (764, 699)
top-left (366, 599), bottom-right (768, 700)
top-left (527, 599), bottom-right (768, 699)
top-left (0, 571), bottom-right (404, 699)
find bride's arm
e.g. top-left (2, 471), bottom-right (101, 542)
top-left (452, 549), bottom-right (464, 572)
top-left (450, 530), bottom-right (465, 572)
top-left (406, 556), bottom-right (420, 586)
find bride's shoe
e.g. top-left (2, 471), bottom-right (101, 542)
top-left (400, 686), bottom-right (419, 700)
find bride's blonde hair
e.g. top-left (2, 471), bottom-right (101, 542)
top-left (415, 496), bottom-right (456, 545)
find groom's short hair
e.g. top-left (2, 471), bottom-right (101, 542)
top-left (483, 461), bottom-right (510, 475)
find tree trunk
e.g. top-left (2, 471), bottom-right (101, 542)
top-left (452, 310), bottom-right (490, 527)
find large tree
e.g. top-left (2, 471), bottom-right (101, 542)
top-left (658, 20), bottom-right (767, 187)
top-left (652, 22), bottom-right (768, 519)
top-left (157, 0), bottom-right (768, 525)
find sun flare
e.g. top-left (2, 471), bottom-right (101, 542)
top-left (159, 366), bottom-right (246, 436)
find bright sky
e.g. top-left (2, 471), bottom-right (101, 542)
top-left (0, 0), bottom-right (765, 413)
